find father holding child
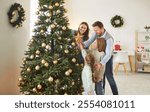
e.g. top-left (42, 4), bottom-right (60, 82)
top-left (84, 21), bottom-right (118, 95)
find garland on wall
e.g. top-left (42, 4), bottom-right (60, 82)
top-left (111, 15), bottom-right (124, 28)
top-left (7, 3), bottom-right (26, 28)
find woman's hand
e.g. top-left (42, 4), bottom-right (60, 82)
top-left (75, 32), bottom-right (83, 43)
top-left (78, 43), bottom-right (84, 50)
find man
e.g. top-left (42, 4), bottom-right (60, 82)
top-left (84, 21), bottom-right (118, 95)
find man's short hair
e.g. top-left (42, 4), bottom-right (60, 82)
top-left (92, 21), bottom-right (104, 28)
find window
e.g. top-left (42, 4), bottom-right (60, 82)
top-left (30, 0), bottom-right (38, 38)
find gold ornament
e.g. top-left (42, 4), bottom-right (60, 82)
top-left (67, 38), bottom-right (71, 42)
top-left (41, 59), bottom-right (46, 64)
top-left (42, 43), bottom-right (46, 47)
top-left (55, 79), bottom-right (59, 84)
top-left (56, 10), bottom-right (61, 14)
top-left (45, 19), bottom-right (49, 23)
top-left (22, 57), bottom-right (26, 61)
top-left (16, 25), bottom-right (19, 28)
top-left (71, 42), bottom-right (75, 46)
top-left (68, 69), bottom-right (72, 73)
top-left (46, 45), bottom-right (51, 50)
top-left (80, 64), bottom-right (84, 67)
top-left (24, 91), bottom-right (30, 95)
top-left (60, 45), bottom-right (63, 49)
top-left (21, 82), bottom-right (25, 85)
top-left (35, 65), bottom-right (40, 70)
top-left (48, 76), bottom-right (53, 82)
top-left (49, 5), bottom-right (53, 10)
top-left (72, 82), bottom-right (75, 85)
top-left (27, 68), bottom-right (31, 72)
top-left (10, 19), bottom-right (13, 23)
top-left (18, 77), bottom-right (23, 82)
top-left (53, 60), bottom-right (58, 64)
top-left (40, 29), bottom-right (44, 33)
top-left (32, 29), bottom-right (35, 32)
top-left (18, 7), bottom-right (21, 11)
top-left (36, 55), bottom-right (39, 58)
top-left (55, 3), bottom-right (59, 6)
top-left (50, 24), bottom-right (55, 28)
top-left (21, 16), bottom-right (24, 19)
top-left (64, 49), bottom-right (69, 54)
top-left (32, 88), bottom-right (37, 92)
top-left (65, 71), bottom-right (70, 76)
top-left (30, 55), bottom-right (34, 59)
top-left (45, 49), bottom-right (48, 52)
top-left (72, 58), bottom-right (76, 63)
top-left (64, 93), bottom-right (68, 95)
top-left (12, 11), bottom-right (15, 15)
top-left (76, 63), bottom-right (79, 66)
top-left (22, 62), bottom-right (25, 65)
top-left (36, 50), bottom-right (40, 54)
top-left (55, 90), bottom-right (58, 93)
top-left (44, 62), bottom-right (49, 67)
top-left (37, 84), bottom-right (42, 89)
top-left (58, 37), bottom-right (62, 40)
top-left (47, 13), bottom-right (51, 17)
top-left (62, 26), bottom-right (66, 30)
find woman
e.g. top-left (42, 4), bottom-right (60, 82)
top-left (73, 22), bottom-right (90, 64)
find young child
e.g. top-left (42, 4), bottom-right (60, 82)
top-left (78, 43), bottom-right (95, 95)
top-left (92, 38), bottom-right (106, 95)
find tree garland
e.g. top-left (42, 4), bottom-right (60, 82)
top-left (7, 3), bottom-right (26, 28)
top-left (111, 15), bottom-right (124, 28)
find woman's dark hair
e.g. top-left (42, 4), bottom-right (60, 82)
top-left (92, 21), bottom-right (104, 28)
top-left (78, 22), bottom-right (89, 41)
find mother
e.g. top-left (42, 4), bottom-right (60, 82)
top-left (73, 22), bottom-right (90, 64)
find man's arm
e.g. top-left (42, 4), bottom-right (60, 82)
top-left (83, 32), bottom-right (97, 48)
top-left (100, 38), bottom-right (113, 65)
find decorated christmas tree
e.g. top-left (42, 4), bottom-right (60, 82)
top-left (18, 0), bottom-right (83, 95)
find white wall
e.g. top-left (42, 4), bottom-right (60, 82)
top-left (66, 0), bottom-right (150, 50)
top-left (0, 0), bottom-right (30, 94)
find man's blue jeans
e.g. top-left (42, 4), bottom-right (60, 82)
top-left (103, 56), bottom-right (119, 95)
top-left (95, 80), bottom-right (104, 95)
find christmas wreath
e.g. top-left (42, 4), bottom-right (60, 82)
top-left (7, 3), bottom-right (26, 28)
top-left (111, 15), bottom-right (124, 28)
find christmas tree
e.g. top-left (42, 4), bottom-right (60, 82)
top-left (18, 0), bottom-right (83, 95)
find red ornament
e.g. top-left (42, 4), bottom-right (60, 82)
top-left (114, 44), bottom-right (121, 51)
